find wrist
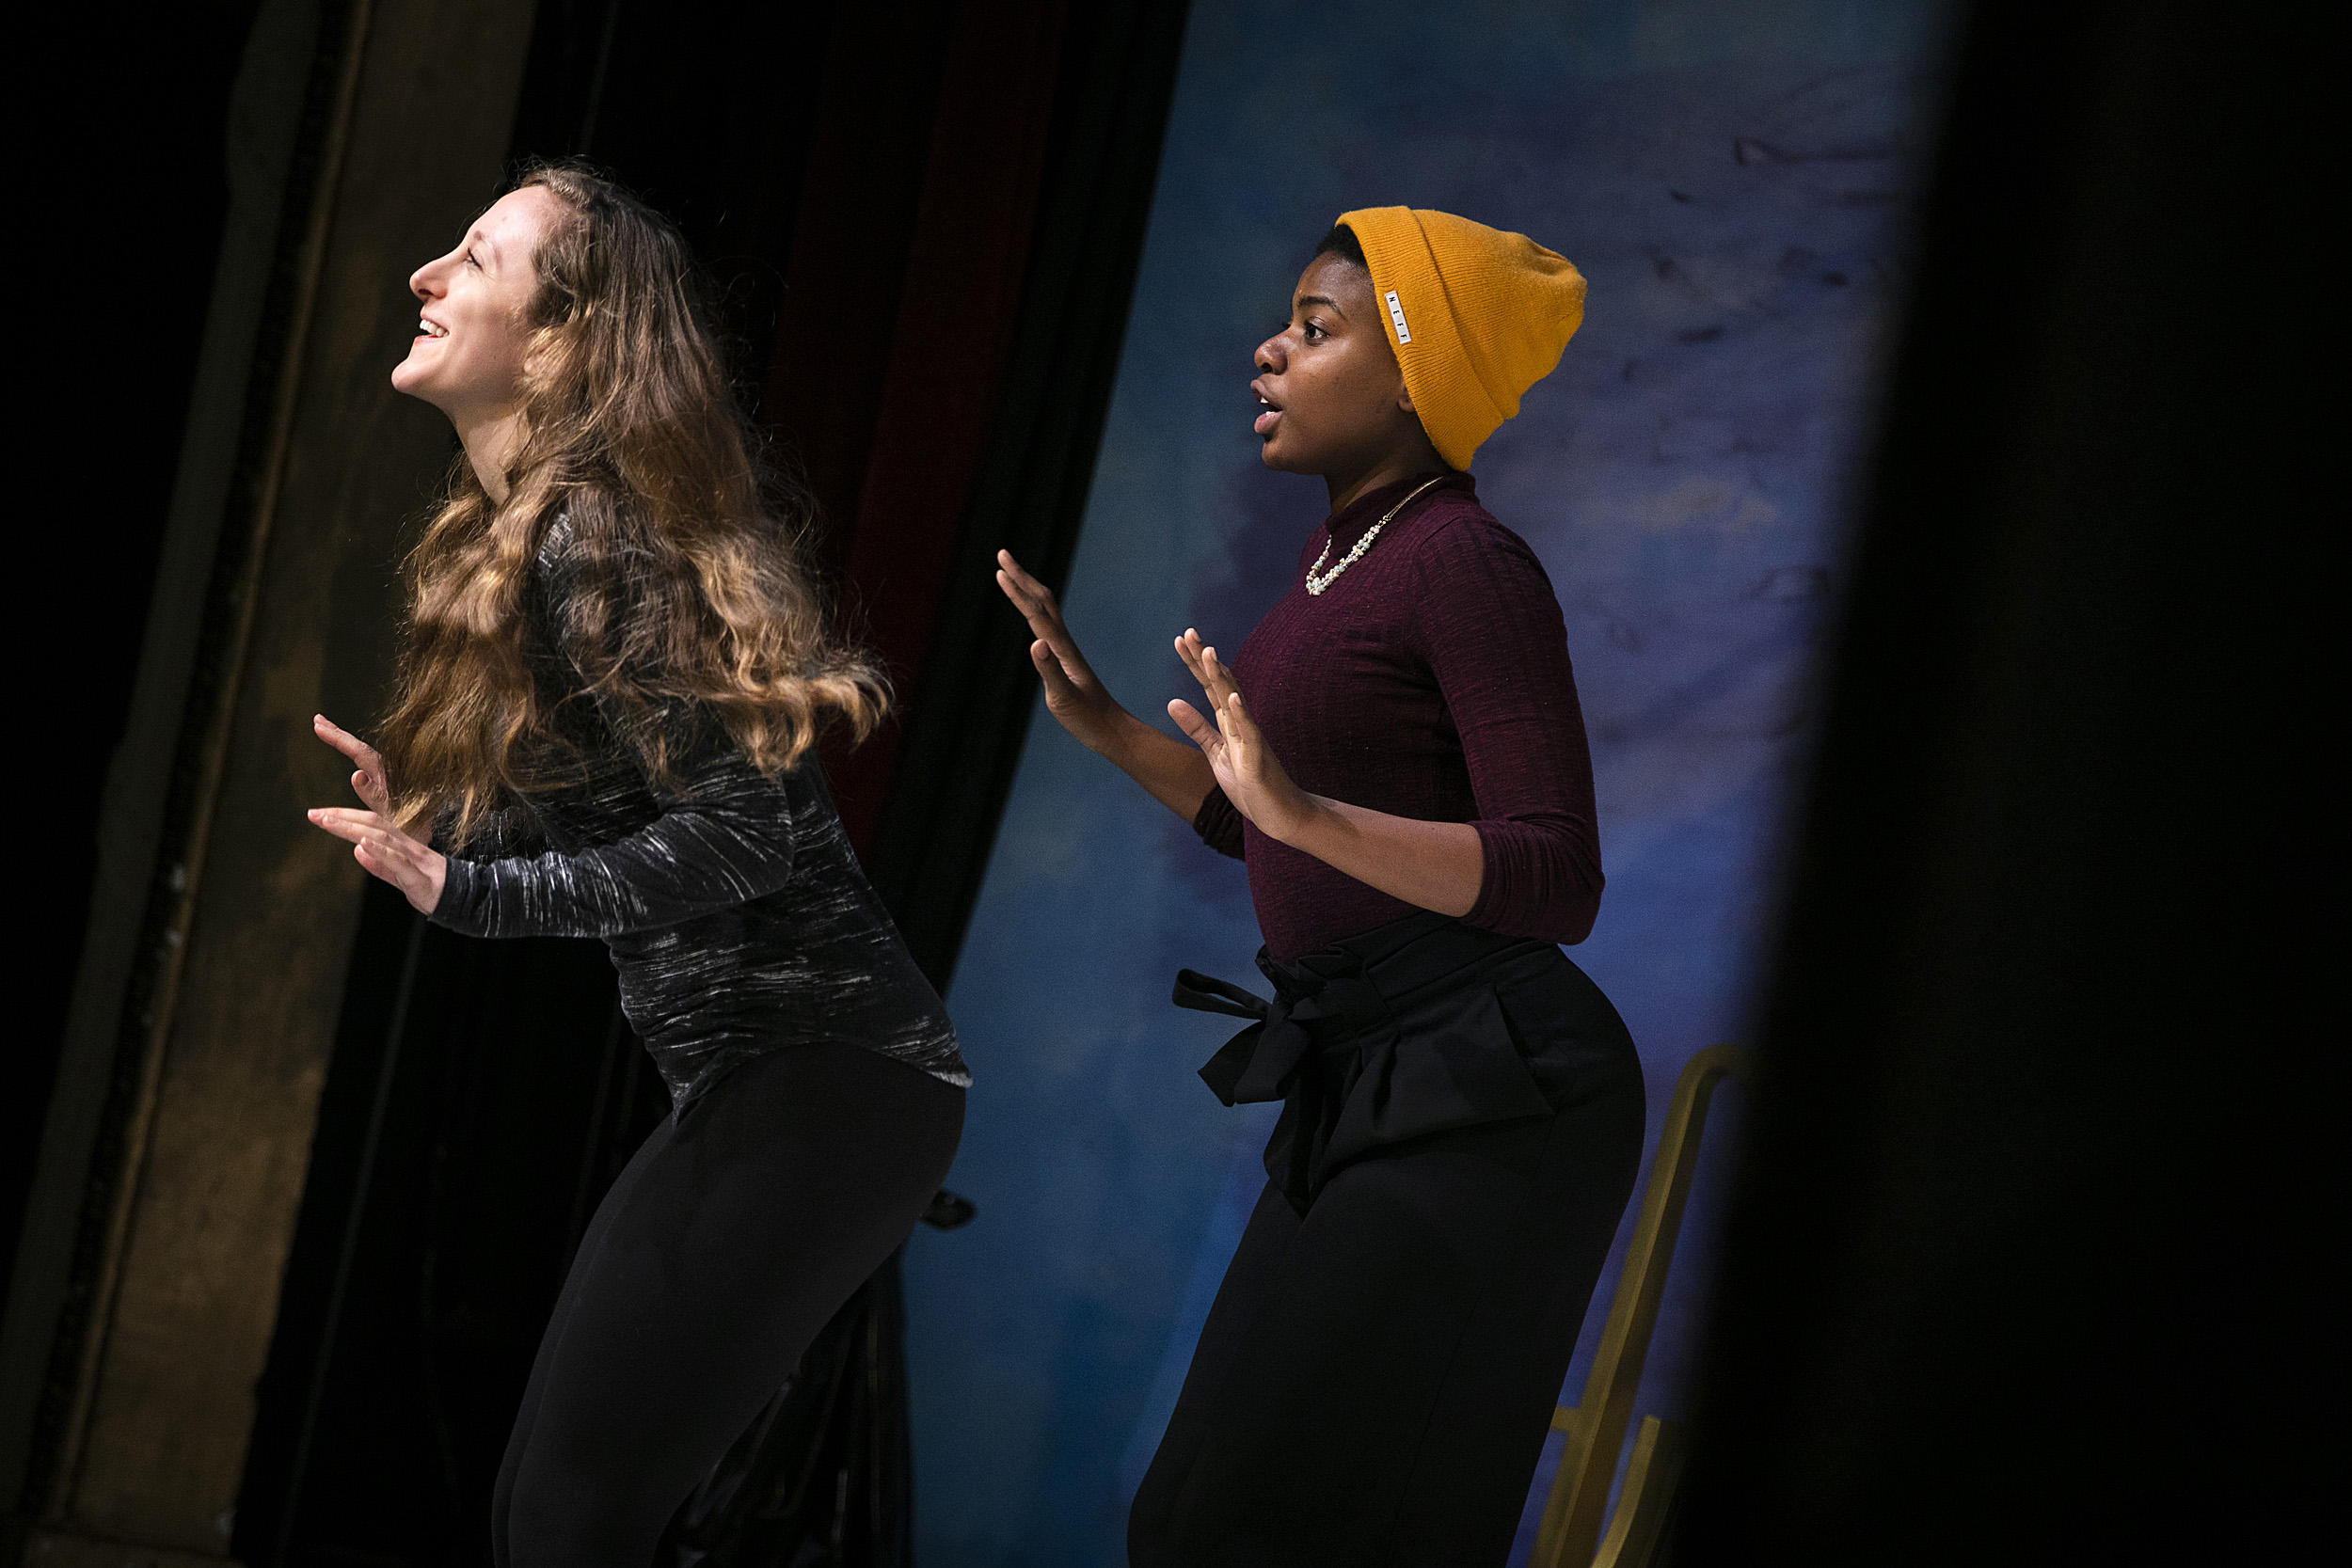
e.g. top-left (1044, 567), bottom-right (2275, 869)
top-left (423, 851), bottom-right (455, 918)
top-left (1085, 707), bottom-right (1151, 762)
top-left (1261, 789), bottom-right (1331, 851)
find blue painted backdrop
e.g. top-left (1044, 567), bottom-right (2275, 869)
top-left (903, 3), bottom-right (1951, 1561)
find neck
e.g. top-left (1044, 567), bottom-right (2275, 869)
top-left (455, 404), bottom-right (528, 502)
top-left (1321, 439), bottom-right (1448, 515)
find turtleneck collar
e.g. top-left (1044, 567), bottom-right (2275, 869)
top-left (1326, 470), bottom-right (1473, 553)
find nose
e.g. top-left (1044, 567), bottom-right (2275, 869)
top-left (409, 250), bottom-right (452, 303)
top-left (1254, 332), bottom-right (1288, 374)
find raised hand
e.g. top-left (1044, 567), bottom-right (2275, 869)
top-left (1168, 629), bottom-right (1315, 845)
top-left (309, 714), bottom-right (445, 913)
top-left (995, 550), bottom-right (1125, 752)
top-left (314, 713), bottom-right (393, 814)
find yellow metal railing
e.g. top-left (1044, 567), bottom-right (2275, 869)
top-left (1529, 1041), bottom-right (1751, 1568)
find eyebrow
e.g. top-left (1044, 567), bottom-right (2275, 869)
top-left (1295, 293), bottom-right (1344, 316)
top-left (471, 228), bottom-right (501, 267)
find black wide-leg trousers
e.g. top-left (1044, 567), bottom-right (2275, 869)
top-left (491, 1040), bottom-right (963, 1568)
top-left (1132, 921), bottom-right (1645, 1567)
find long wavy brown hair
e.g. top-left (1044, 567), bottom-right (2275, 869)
top-left (378, 161), bottom-right (885, 847)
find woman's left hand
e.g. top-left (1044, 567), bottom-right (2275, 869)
top-left (309, 805), bottom-right (447, 912)
top-left (1169, 630), bottom-right (1318, 845)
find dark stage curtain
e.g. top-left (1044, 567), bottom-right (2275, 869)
top-left (5, 0), bottom-right (269, 1310)
top-left (1670, 1), bottom-right (2324, 1560)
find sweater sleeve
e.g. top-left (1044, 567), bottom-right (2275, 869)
top-left (1193, 784), bottom-right (1247, 860)
top-left (1408, 517), bottom-right (1605, 945)
top-left (428, 514), bottom-right (799, 940)
top-left (435, 801), bottom-right (539, 863)
top-left (430, 737), bottom-right (797, 940)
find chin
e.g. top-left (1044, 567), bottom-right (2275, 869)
top-left (1258, 438), bottom-right (1307, 474)
top-left (389, 358), bottom-right (437, 401)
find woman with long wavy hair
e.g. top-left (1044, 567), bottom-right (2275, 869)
top-left (305, 162), bottom-right (967, 1563)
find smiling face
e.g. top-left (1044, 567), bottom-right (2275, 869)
top-left (391, 184), bottom-right (567, 425)
top-left (1249, 252), bottom-right (1438, 491)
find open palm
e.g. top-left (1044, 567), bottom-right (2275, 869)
top-left (1168, 629), bottom-right (1312, 844)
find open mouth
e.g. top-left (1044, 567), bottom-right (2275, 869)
top-left (1252, 384), bottom-right (1283, 438)
top-left (416, 316), bottom-right (449, 342)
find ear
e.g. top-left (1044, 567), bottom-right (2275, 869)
top-left (1397, 384), bottom-right (1418, 414)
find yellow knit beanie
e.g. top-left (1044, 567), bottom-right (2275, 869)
top-left (1335, 207), bottom-right (1586, 470)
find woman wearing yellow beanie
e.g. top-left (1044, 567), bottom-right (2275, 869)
top-left (998, 210), bottom-right (1641, 1563)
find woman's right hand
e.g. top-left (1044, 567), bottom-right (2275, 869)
top-left (995, 549), bottom-right (1127, 752)
top-left (314, 714), bottom-right (394, 815)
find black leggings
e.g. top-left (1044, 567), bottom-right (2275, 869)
top-left (1130, 1088), bottom-right (1644, 1566)
top-left (492, 1040), bottom-right (963, 1566)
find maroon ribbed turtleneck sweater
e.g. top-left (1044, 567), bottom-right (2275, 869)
top-left (1191, 470), bottom-right (1602, 961)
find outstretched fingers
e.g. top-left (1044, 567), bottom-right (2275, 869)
top-left (307, 806), bottom-right (396, 852)
top-left (996, 551), bottom-right (1063, 633)
top-left (1029, 637), bottom-right (1084, 704)
top-left (308, 806), bottom-right (442, 911)
top-left (312, 714), bottom-right (376, 765)
top-left (1203, 689), bottom-right (1257, 784)
top-left (998, 551), bottom-right (1094, 677)
top-left (1173, 630), bottom-right (1241, 709)
top-left (1168, 697), bottom-right (1219, 752)
top-left (1200, 646), bottom-right (1243, 711)
top-left (314, 714), bottom-right (391, 813)
top-left (1216, 687), bottom-right (1262, 746)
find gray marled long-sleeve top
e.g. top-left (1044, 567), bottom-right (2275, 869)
top-left (427, 515), bottom-right (968, 1112)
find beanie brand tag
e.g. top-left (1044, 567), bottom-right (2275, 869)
top-left (1384, 290), bottom-right (1412, 344)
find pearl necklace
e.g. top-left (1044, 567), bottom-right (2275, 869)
top-left (1305, 476), bottom-right (1448, 596)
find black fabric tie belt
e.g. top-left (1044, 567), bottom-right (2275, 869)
top-left (1171, 911), bottom-right (1565, 1214)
